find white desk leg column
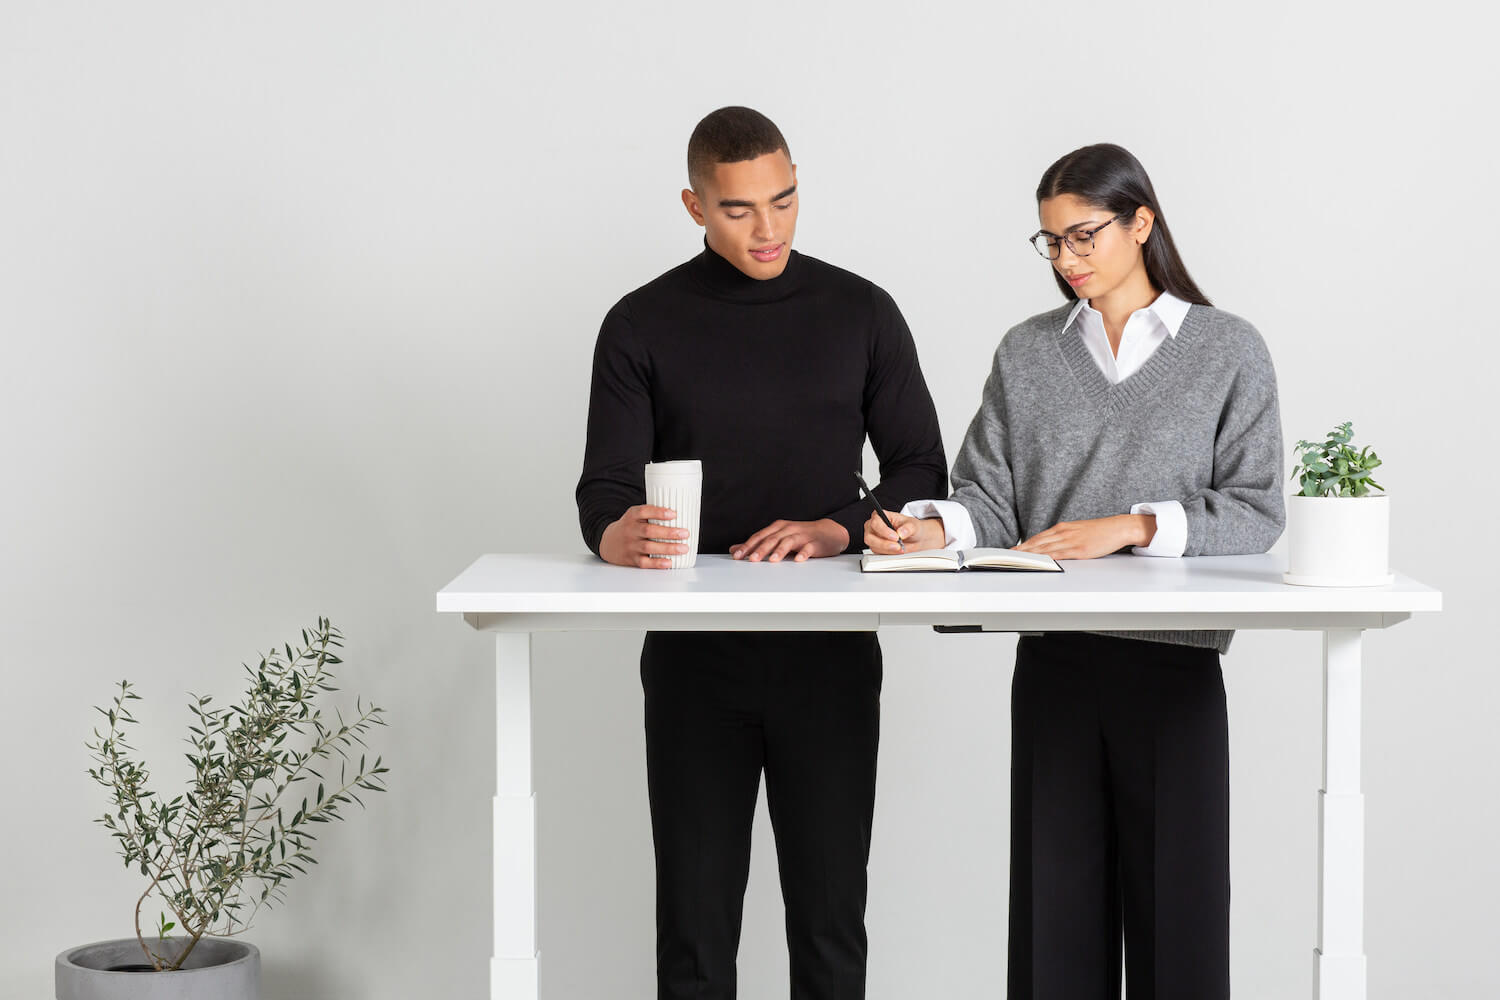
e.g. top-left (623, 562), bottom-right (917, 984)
top-left (1315, 629), bottom-right (1366, 1000)
top-left (493, 633), bottom-right (539, 999)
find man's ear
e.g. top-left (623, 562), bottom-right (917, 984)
top-left (682, 188), bottom-right (706, 227)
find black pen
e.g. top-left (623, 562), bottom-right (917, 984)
top-left (854, 472), bottom-right (904, 553)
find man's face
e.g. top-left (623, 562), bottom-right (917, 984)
top-left (682, 150), bottom-right (798, 280)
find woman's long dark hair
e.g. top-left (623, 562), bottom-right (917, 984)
top-left (1036, 143), bottom-right (1211, 306)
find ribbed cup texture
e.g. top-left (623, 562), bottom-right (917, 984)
top-left (645, 463), bottom-right (701, 569)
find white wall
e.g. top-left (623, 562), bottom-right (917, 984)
top-left (2, 2), bottom-right (1494, 997)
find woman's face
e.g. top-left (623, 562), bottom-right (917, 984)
top-left (1037, 193), bottom-right (1152, 301)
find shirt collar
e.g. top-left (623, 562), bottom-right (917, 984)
top-left (1065, 290), bottom-right (1192, 337)
top-left (1149, 290), bottom-right (1191, 337)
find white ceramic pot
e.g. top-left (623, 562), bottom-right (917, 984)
top-left (1284, 494), bottom-right (1392, 587)
top-left (56, 938), bottom-right (259, 1000)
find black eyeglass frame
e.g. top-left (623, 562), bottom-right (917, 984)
top-left (1029, 215), bottom-right (1125, 260)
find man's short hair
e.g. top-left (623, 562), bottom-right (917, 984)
top-left (687, 107), bottom-right (790, 192)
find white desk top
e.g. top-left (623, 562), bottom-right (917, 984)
top-left (437, 553), bottom-right (1440, 632)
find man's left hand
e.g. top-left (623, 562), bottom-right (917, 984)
top-left (732, 518), bottom-right (850, 562)
top-left (1013, 514), bottom-right (1155, 560)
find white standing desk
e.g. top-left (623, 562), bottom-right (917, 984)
top-left (436, 552), bottom-right (1441, 1000)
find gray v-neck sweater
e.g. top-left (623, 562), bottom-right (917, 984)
top-left (949, 301), bottom-right (1285, 652)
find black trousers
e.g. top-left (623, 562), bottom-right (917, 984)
top-left (1008, 633), bottom-right (1230, 1000)
top-left (641, 630), bottom-right (882, 1000)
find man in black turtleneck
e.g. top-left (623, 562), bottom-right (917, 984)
top-left (576, 106), bottom-right (945, 1000)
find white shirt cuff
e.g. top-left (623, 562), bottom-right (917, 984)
top-left (1130, 500), bottom-right (1186, 557)
top-left (900, 499), bottom-right (976, 551)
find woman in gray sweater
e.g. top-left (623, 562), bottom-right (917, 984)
top-left (866, 144), bottom-right (1284, 999)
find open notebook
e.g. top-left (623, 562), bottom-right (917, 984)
top-left (860, 547), bottom-right (1063, 573)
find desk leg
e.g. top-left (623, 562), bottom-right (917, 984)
top-left (1315, 629), bottom-right (1366, 999)
top-left (493, 633), bottom-right (539, 999)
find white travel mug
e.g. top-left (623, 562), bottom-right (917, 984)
top-left (643, 460), bottom-right (702, 569)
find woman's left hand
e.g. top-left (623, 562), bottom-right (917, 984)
top-left (1013, 514), bottom-right (1155, 560)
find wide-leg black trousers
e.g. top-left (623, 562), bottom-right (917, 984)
top-left (1008, 632), bottom-right (1230, 1000)
top-left (642, 630), bottom-right (882, 1000)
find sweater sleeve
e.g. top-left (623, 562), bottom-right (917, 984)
top-left (1181, 328), bottom-right (1286, 556)
top-left (824, 286), bottom-right (948, 551)
top-left (575, 300), bottom-right (653, 557)
top-left (946, 346), bottom-right (1023, 549)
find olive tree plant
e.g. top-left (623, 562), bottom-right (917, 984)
top-left (87, 618), bottom-right (388, 971)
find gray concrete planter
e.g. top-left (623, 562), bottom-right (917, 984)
top-left (56, 938), bottom-right (259, 1000)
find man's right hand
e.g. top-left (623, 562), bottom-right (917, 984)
top-left (600, 505), bottom-right (691, 569)
top-left (864, 511), bottom-right (946, 554)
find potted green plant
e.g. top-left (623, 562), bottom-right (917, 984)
top-left (57, 618), bottom-right (389, 1000)
top-left (1284, 421), bottom-right (1393, 587)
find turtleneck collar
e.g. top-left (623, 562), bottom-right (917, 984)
top-left (687, 238), bottom-right (804, 303)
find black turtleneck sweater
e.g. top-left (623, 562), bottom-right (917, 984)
top-left (577, 245), bottom-right (947, 556)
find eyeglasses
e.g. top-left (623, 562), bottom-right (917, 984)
top-left (1029, 217), bottom-right (1120, 260)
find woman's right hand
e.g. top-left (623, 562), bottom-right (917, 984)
top-left (864, 511), bottom-right (946, 554)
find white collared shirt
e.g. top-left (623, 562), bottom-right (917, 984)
top-left (1067, 289), bottom-right (1191, 384)
top-left (904, 292), bottom-right (1190, 558)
